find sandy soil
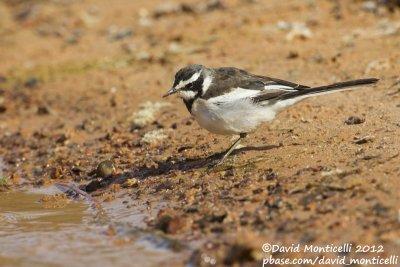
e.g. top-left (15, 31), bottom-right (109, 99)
top-left (0, 0), bottom-right (400, 266)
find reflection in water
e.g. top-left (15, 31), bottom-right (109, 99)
top-left (0, 191), bottom-right (184, 267)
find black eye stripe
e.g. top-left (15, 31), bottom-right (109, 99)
top-left (182, 82), bottom-right (194, 90)
top-left (182, 76), bottom-right (204, 91)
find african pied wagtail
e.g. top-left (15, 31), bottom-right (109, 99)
top-left (163, 64), bottom-right (378, 165)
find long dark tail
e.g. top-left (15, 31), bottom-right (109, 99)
top-left (277, 78), bottom-right (379, 101)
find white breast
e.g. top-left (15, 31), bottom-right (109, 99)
top-left (191, 98), bottom-right (277, 135)
top-left (190, 87), bottom-right (301, 135)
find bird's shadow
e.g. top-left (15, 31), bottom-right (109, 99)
top-left (116, 144), bottom-right (281, 183)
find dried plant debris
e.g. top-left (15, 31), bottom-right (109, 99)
top-left (141, 129), bottom-right (169, 145)
top-left (130, 101), bottom-right (171, 129)
top-left (107, 26), bottom-right (134, 42)
top-left (264, 21), bottom-right (313, 41)
top-left (152, 0), bottom-right (225, 18)
top-left (353, 135), bottom-right (374, 144)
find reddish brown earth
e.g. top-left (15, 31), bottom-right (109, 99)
top-left (0, 0), bottom-right (400, 266)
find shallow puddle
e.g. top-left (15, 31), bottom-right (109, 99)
top-left (0, 190), bottom-right (185, 267)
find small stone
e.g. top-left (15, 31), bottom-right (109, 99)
top-left (287, 51), bottom-right (299, 59)
top-left (198, 0), bottom-right (226, 12)
top-left (96, 160), bottom-right (116, 178)
top-left (121, 43), bottom-right (136, 54)
top-left (184, 205), bottom-right (199, 213)
top-left (0, 76), bottom-right (6, 83)
top-left (138, 8), bottom-right (153, 27)
top-left (24, 77), bottom-right (39, 88)
top-left (167, 42), bottom-right (183, 54)
top-left (135, 51), bottom-right (152, 62)
top-left (311, 54), bottom-right (324, 64)
top-left (264, 168), bottom-right (278, 180)
top-left (153, 3), bottom-right (183, 18)
top-left (155, 211), bottom-right (186, 234)
top-left (206, 210), bottom-right (227, 223)
top-left (55, 133), bottom-right (68, 144)
top-left (123, 178), bottom-right (139, 188)
top-left (49, 166), bottom-right (64, 180)
top-left (276, 21), bottom-right (292, 31)
top-left (372, 202), bottom-right (389, 216)
top-left (321, 169), bottom-right (344, 177)
top-left (37, 105), bottom-right (50, 115)
top-left (108, 26), bottom-right (134, 42)
top-left (365, 59), bottom-right (390, 74)
top-left (65, 35), bottom-right (79, 45)
top-left (362, 1), bottom-right (378, 13)
top-left (345, 116), bottom-right (365, 125)
top-left (285, 23), bottom-right (313, 41)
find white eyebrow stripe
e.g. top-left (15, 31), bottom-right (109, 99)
top-left (175, 72), bottom-right (201, 90)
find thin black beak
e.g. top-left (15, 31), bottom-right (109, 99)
top-left (162, 88), bottom-right (177, 98)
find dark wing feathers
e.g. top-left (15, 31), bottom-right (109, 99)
top-left (201, 67), bottom-right (309, 100)
top-left (258, 76), bottom-right (310, 90)
top-left (252, 78), bottom-right (379, 103)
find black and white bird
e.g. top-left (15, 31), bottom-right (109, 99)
top-left (163, 64), bottom-right (378, 165)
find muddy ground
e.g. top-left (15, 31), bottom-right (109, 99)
top-left (0, 0), bottom-right (400, 266)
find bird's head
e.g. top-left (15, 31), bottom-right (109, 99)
top-left (163, 64), bottom-right (210, 100)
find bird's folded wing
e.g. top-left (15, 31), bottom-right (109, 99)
top-left (203, 67), bottom-right (309, 100)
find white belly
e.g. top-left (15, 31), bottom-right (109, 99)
top-left (191, 98), bottom-right (278, 135)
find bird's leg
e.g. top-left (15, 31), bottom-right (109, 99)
top-left (216, 133), bottom-right (247, 166)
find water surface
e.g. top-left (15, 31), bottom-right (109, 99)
top-left (0, 191), bottom-right (184, 267)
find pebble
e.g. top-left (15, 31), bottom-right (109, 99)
top-left (365, 59), bottom-right (390, 74)
top-left (152, 0), bottom-right (225, 18)
top-left (287, 51), bottom-right (299, 59)
top-left (107, 26), bottom-right (133, 42)
top-left (55, 134), bottom-right (68, 144)
top-left (0, 76), bottom-right (6, 83)
top-left (274, 21), bottom-right (313, 41)
top-left (24, 77), bottom-right (39, 88)
top-left (138, 8), bottom-right (153, 27)
top-left (345, 116), bottom-right (365, 125)
top-left (96, 160), bottom-right (116, 178)
top-left (263, 168), bottom-right (278, 180)
top-left (135, 51), bottom-right (152, 62)
top-left (123, 178), bottom-right (139, 188)
top-left (286, 23), bottom-right (313, 41)
top-left (37, 105), bottom-right (50, 115)
top-left (153, 3), bottom-right (190, 18)
top-left (198, 0), bottom-right (226, 12)
top-left (155, 211), bottom-right (186, 234)
top-left (362, 1), bottom-right (378, 13)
